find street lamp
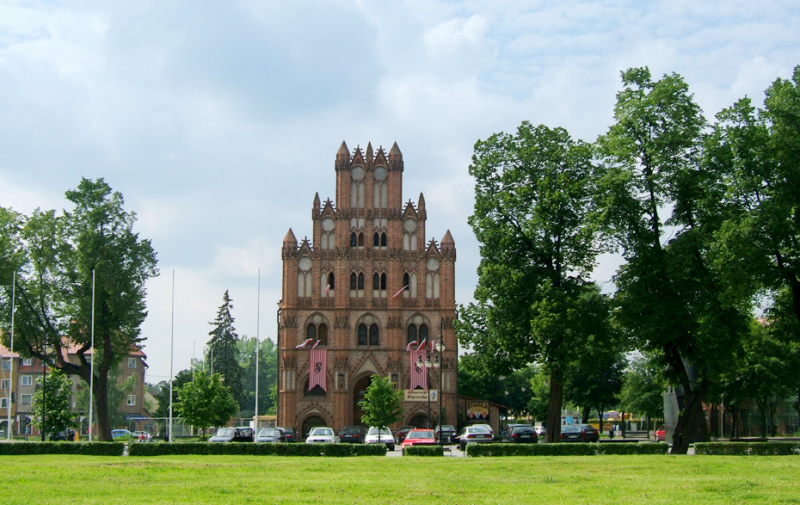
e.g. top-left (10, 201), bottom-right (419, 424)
top-left (434, 333), bottom-right (446, 446)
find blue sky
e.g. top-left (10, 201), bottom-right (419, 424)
top-left (1, 0), bottom-right (798, 382)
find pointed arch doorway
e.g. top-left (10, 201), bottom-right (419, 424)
top-left (352, 375), bottom-right (376, 426)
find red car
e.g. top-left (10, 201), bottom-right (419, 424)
top-left (655, 425), bottom-right (666, 442)
top-left (401, 429), bottom-right (437, 454)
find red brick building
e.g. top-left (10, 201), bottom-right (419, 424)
top-left (278, 141), bottom-right (457, 437)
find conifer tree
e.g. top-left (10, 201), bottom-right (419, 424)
top-left (206, 290), bottom-right (243, 406)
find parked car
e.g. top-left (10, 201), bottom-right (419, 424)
top-left (339, 426), bottom-right (365, 444)
top-left (111, 429), bottom-right (134, 440)
top-left (395, 426), bottom-right (416, 444)
top-left (507, 425), bottom-right (538, 444)
top-left (471, 423), bottom-right (495, 438)
top-left (559, 425), bottom-right (586, 442)
top-left (52, 429), bottom-right (75, 441)
top-left (502, 424), bottom-right (529, 441)
top-left (305, 427), bottom-right (339, 444)
top-left (364, 426), bottom-right (395, 451)
top-left (401, 429), bottom-right (437, 454)
top-left (133, 431), bottom-right (152, 442)
top-left (455, 425), bottom-right (493, 452)
top-left (576, 424), bottom-right (599, 442)
top-left (434, 425), bottom-right (456, 443)
top-left (655, 425), bottom-right (666, 442)
top-left (277, 426), bottom-right (297, 443)
top-left (255, 428), bottom-right (284, 443)
top-left (209, 427), bottom-right (254, 443)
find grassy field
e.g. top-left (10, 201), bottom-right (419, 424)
top-left (1, 454), bottom-right (798, 504)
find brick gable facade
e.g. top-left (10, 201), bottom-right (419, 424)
top-left (278, 141), bottom-right (457, 436)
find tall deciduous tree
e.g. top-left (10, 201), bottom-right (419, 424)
top-left (0, 178), bottom-right (158, 441)
top-left (176, 372), bottom-right (238, 439)
top-left (564, 350), bottom-right (624, 430)
top-left (618, 353), bottom-right (665, 424)
top-left (459, 122), bottom-right (610, 442)
top-left (596, 68), bottom-right (750, 453)
top-left (207, 290), bottom-right (243, 405)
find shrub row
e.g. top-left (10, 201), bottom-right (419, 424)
top-left (0, 442), bottom-right (124, 456)
top-left (694, 442), bottom-right (800, 456)
top-left (403, 445), bottom-right (444, 456)
top-left (128, 442), bottom-right (387, 457)
top-left (466, 442), bottom-right (669, 457)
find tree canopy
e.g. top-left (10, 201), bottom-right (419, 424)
top-left (358, 375), bottom-right (404, 430)
top-left (0, 178), bottom-right (158, 441)
top-left (176, 372), bottom-right (238, 439)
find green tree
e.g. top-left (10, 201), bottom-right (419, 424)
top-left (564, 350), bottom-right (625, 431)
top-left (526, 367), bottom-right (551, 424)
top-left (238, 336), bottom-right (277, 416)
top-left (152, 369), bottom-right (194, 419)
top-left (703, 67), bottom-right (800, 328)
top-left (31, 369), bottom-right (76, 439)
top-left (618, 353), bottom-right (665, 425)
top-left (0, 178), bottom-right (158, 441)
top-left (459, 122), bottom-right (610, 443)
top-left (207, 290), bottom-right (243, 405)
top-left (176, 372), bottom-right (238, 439)
top-left (596, 68), bottom-right (750, 453)
top-left (106, 366), bottom-right (136, 429)
top-left (457, 354), bottom-right (535, 419)
top-left (358, 375), bottom-right (404, 430)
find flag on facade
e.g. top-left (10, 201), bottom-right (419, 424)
top-left (417, 339), bottom-right (427, 351)
top-left (324, 284), bottom-right (331, 295)
top-left (392, 285), bottom-right (409, 299)
top-left (309, 344), bottom-right (327, 392)
top-left (405, 341), bottom-right (418, 352)
top-left (410, 348), bottom-right (428, 390)
top-left (296, 338), bottom-right (313, 349)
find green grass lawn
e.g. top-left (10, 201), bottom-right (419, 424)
top-left (1, 454), bottom-right (798, 504)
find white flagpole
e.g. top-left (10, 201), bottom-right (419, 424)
top-left (7, 272), bottom-right (15, 440)
top-left (169, 270), bottom-right (175, 443)
top-left (254, 269), bottom-right (260, 434)
top-left (88, 270), bottom-right (96, 442)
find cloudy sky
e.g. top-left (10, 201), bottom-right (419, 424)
top-left (1, 0), bottom-right (798, 383)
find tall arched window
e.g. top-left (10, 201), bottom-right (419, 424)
top-left (373, 232), bottom-right (380, 248)
top-left (380, 273), bottom-right (387, 290)
top-left (358, 324), bottom-right (368, 346)
top-left (407, 323), bottom-right (429, 344)
top-left (358, 273), bottom-right (364, 290)
top-left (321, 272), bottom-right (335, 297)
top-left (306, 319), bottom-right (328, 346)
top-left (402, 272), bottom-right (417, 298)
top-left (351, 166), bottom-right (365, 208)
top-left (381, 233), bottom-right (387, 247)
top-left (373, 273), bottom-right (380, 290)
top-left (350, 232), bottom-right (357, 247)
top-left (350, 273), bottom-right (357, 290)
top-left (369, 324), bottom-right (379, 346)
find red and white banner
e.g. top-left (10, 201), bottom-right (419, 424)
top-left (308, 342), bottom-right (327, 392)
top-left (409, 348), bottom-right (428, 390)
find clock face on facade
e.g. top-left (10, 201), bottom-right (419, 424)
top-left (374, 166), bottom-right (388, 181)
top-left (351, 166), bottom-right (365, 181)
top-left (403, 219), bottom-right (417, 233)
top-left (298, 257), bottom-right (312, 271)
top-left (321, 217), bottom-right (335, 232)
top-left (426, 258), bottom-right (439, 271)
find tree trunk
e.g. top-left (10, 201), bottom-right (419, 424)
top-left (545, 368), bottom-right (563, 443)
top-left (670, 379), bottom-right (710, 454)
top-left (581, 405), bottom-right (590, 423)
top-left (93, 376), bottom-right (112, 441)
top-left (597, 410), bottom-right (604, 433)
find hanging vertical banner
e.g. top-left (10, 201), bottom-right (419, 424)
top-left (308, 342), bottom-right (327, 392)
top-left (409, 349), bottom-right (427, 390)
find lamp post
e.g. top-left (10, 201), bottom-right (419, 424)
top-left (434, 332), bottom-right (446, 446)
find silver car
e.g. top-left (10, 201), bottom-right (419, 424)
top-left (305, 427), bottom-right (339, 444)
top-left (364, 426), bottom-right (395, 451)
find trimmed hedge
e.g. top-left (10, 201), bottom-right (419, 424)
top-left (403, 445), bottom-right (444, 456)
top-left (694, 442), bottom-right (800, 456)
top-left (0, 442), bottom-right (124, 456)
top-left (128, 442), bottom-right (387, 457)
top-left (466, 442), bottom-right (669, 457)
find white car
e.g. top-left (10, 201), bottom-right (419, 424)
top-left (305, 427), bottom-right (339, 444)
top-left (364, 426), bottom-right (395, 451)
